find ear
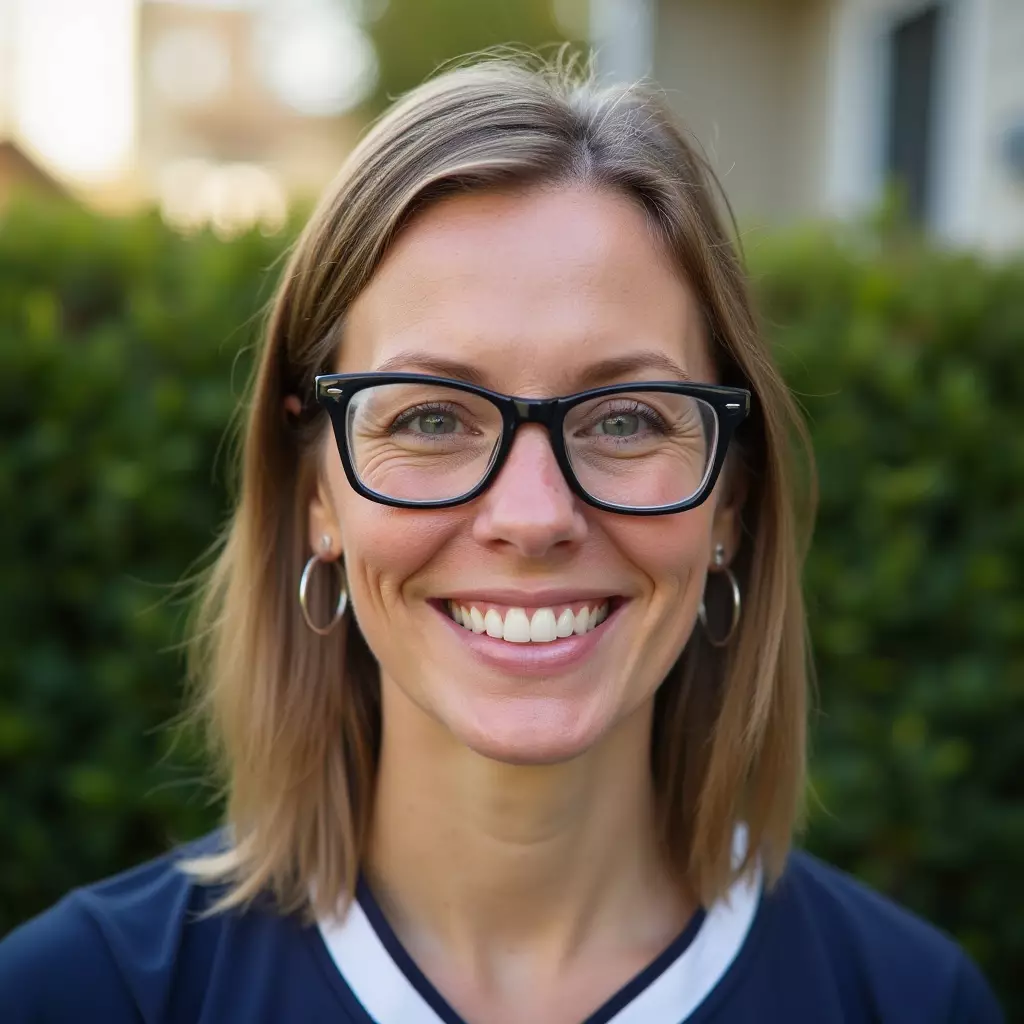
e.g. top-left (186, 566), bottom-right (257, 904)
top-left (287, 388), bottom-right (342, 559)
top-left (307, 457), bottom-right (343, 561)
top-left (710, 459), bottom-right (748, 568)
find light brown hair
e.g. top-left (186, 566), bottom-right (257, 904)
top-left (184, 55), bottom-right (816, 919)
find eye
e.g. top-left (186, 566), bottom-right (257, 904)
top-left (595, 410), bottom-right (643, 437)
top-left (407, 409), bottom-right (457, 434)
top-left (392, 404), bottom-right (464, 436)
top-left (584, 401), bottom-right (668, 439)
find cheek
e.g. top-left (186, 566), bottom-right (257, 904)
top-left (610, 505), bottom-right (713, 598)
top-left (609, 507), bottom-right (713, 685)
top-left (330, 465), bottom-right (460, 613)
top-left (642, 514), bottom-right (712, 657)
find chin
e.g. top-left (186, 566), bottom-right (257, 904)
top-left (451, 699), bottom-right (611, 766)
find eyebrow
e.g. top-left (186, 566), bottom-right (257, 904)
top-left (371, 349), bottom-right (695, 390)
top-left (371, 352), bottom-right (490, 387)
top-left (575, 352), bottom-right (695, 387)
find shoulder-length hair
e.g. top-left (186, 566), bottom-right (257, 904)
top-left (183, 54), bottom-right (816, 920)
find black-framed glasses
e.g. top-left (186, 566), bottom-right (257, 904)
top-left (315, 373), bottom-right (751, 516)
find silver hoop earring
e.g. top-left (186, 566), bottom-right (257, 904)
top-left (698, 543), bottom-right (741, 648)
top-left (298, 536), bottom-right (348, 636)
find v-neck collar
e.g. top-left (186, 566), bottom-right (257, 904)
top-left (313, 862), bottom-right (762, 1024)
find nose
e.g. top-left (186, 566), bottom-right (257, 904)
top-left (471, 425), bottom-right (588, 558)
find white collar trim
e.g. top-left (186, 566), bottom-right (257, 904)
top-left (317, 837), bottom-right (761, 1024)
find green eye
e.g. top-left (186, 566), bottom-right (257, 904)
top-left (413, 411), bottom-right (456, 434)
top-left (598, 413), bottom-right (641, 436)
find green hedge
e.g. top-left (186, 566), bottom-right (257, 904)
top-left (1, 202), bottom-right (1021, 1015)
top-left (752, 227), bottom-right (1024, 1014)
top-left (0, 201), bottom-right (276, 912)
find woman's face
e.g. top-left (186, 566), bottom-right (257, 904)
top-left (310, 186), bottom-right (740, 764)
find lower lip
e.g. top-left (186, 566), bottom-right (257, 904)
top-left (434, 603), bottom-right (622, 676)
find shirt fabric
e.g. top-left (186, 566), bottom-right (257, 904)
top-left (0, 830), bottom-right (1004, 1023)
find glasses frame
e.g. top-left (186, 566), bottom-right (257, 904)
top-left (315, 372), bottom-right (751, 516)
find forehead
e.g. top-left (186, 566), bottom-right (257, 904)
top-left (339, 186), bottom-right (715, 391)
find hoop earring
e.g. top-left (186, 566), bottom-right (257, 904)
top-left (299, 535), bottom-right (348, 636)
top-left (698, 543), bottom-right (741, 648)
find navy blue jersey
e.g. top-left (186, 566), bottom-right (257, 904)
top-left (0, 831), bottom-right (1003, 1023)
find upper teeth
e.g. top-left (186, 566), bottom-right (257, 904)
top-left (450, 602), bottom-right (609, 643)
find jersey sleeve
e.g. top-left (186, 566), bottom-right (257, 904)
top-left (0, 896), bottom-right (142, 1023)
top-left (949, 952), bottom-right (1006, 1024)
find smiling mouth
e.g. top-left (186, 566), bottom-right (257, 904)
top-left (441, 598), bottom-right (620, 644)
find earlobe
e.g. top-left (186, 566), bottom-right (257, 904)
top-left (308, 478), bottom-right (342, 559)
top-left (710, 505), bottom-right (742, 569)
top-left (711, 461), bottom-right (748, 567)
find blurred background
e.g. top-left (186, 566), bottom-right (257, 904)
top-left (1, 0), bottom-right (1022, 1016)
top-left (3, 0), bottom-right (1024, 244)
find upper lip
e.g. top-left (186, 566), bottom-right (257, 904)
top-left (439, 588), bottom-right (623, 606)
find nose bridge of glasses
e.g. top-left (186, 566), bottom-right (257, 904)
top-left (509, 396), bottom-right (560, 429)
top-left (498, 398), bottom-right (567, 482)
top-left (502, 398), bottom-right (565, 470)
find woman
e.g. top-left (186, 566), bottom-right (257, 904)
top-left (0, 58), bottom-right (1003, 1023)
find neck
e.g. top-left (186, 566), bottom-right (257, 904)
top-left (366, 680), bottom-right (690, 968)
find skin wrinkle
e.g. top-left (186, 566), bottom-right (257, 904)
top-left (307, 185), bottom-right (741, 1021)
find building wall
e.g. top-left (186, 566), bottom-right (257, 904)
top-left (135, 2), bottom-right (362, 233)
top-left (825, 0), bottom-right (1024, 253)
top-left (137, 3), bottom-right (359, 196)
top-left (823, 0), bottom-right (988, 243)
top-left (653, 0), bottom-right (832, 227)
top-left (650, 0), bottom-right (1023, 253)
top-left (977, 0), bottom-right (1024, 253)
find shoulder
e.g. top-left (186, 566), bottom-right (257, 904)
top-left (757, 849), bottom-right (1004, 1022)
top-left (0, 832), bottom-right (233, 1024)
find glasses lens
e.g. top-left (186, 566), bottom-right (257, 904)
top-left (563, 390), bottom-right (718, 509)
top-left (345, 383), bottom-right (503, 503)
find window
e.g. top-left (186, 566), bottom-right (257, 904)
top-left (885, 3), bottom-right (944, 224)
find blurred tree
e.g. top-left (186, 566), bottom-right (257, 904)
top-left (360, 0), bottom-right (586, 110)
